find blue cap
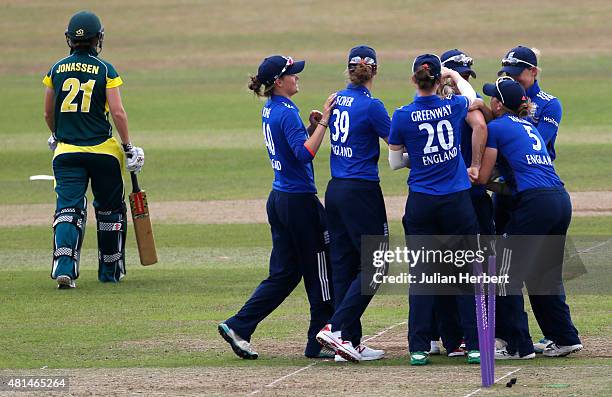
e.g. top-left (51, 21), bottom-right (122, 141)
top-left (441, 49), bottom-right (476, 78)
top-left (483, 77), bottom-right (528, 112)
top-left (348, 45), bottom-right (377, 65)
top-left (412, 54), bottom-right (442, 79)
top-left (499, 46), bottom-right (537, 76)
top-left (257, 55), bottom-right (305, 86)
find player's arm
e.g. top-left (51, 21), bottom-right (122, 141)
top-left (466, 109), bottom-right (487, 183)
top-left (476, 147), bottom-right (497, 185)
top-left (469, 98), bottom-right (494, 122)
top-left (441, 67), bottom-right (477, 105)
top-left (388, 110), bottom-right (410, 169)
top-left (537, 100), bottom-right (562, 146)
top-left (389, 144), bottom-right (410, 169)
top-left (369, 99), bottom-right (391, 145)
top-left (303, 93), bottom-right (337, 156)
top-left (107, 87), bottom-right (131, 145)
top-left (44, 87), bottom-right (55, 132)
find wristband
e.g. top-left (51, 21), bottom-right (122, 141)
top-left (122, 143), bottom-right (133, 152)
top-left (318, 120), bottom-right (329, 128)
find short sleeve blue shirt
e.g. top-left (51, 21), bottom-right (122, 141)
top-left (262, 95), bottom-right (316, 193)
top-left (389, 94), bottom-right (471, 195)
top-left (486, 114), bottom-right (563, 193)
top-left (526, 80), bottom-right (562, 161)
top-left (329, 84), bottom-right (390, 181)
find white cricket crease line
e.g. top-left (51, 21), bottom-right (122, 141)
top-left (246, 320), bottom-right (407, 396)
top-left (461, 368), bottom-right (522, 397)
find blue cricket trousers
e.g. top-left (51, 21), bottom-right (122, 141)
top-left (496, 187), bottom-right (581, 356)
top-left (225, 190), bottom-right (334, 356)
top-left (403, 190), bottom-right (480, 353)
top-left (324, 178), bottom-right (388, 347)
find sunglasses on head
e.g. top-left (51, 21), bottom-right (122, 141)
top-left (442, 54), bottom-right (473, 67)
top-left (349, 56), bottom-right (376, 65)
top-left (501, 56), bottom-right (536, 69)
top-left (274, 56), bottom-right (295, 80)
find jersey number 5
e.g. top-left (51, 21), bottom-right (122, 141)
top-left (419, 120), bottom-right (454, 154)
top-left (523, 125), bottom-right (542, 151)
top-left (61, 78), bottom-right (96, 113)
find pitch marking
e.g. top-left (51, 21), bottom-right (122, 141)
top-left (247, 321), bottom-right (406, 396)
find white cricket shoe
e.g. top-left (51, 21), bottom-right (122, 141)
top-left (543, 343), bottom-right (583, 357)
top-left (334, 344), bottom-right (384, 362)
top-left (429, 340), bottom-right (441, 355)
top-left (495, 338), bottom-right (508, 350)
top-left (56, 275), bottom-right (76, 289)
top-left (534, 338), bottom-right (552, 353)
top-left (218, 323), bottom-right (258, 360)
top-left (495, 347), bottom-right (535, 360)
top-left (316, 324), bottom-right (361, 362)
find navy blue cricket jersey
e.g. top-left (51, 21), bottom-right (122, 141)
top-left (486, 114), bottom-right (563, 193)
top-left (328, 84), bottom-right (390, 181)
top-left (389, 94), bottom-right (471, 195)
top-left (262, 95), bottom-right (316, 193)
top-left (526, 80), bottom-right (562, 160)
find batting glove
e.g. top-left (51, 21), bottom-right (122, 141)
top-left (123, 143), bottom-right (145, 173)
top-left (47, 135), bottom-right (57, 151)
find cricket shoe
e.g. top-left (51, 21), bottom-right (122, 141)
top-left (56, 275), bottom-right (76, 289)
top-left (306, 347), bottom-right (335, 359)
top-left (543, 343), bottom-right (583, 357)
top-left (316, 324), bottom-right (361, 362)
top-left (429, 340), bottom-right (441, 355)
top-left (218, 323), bottom-right (258, 360)
top-left (466, 350), bottom-right (480, 364)
top-left (495, 347), bottom-right (535, 360)
top-left (533, 338), bottom-right (552, 353)
top-left (495, 338), bottom-right (508, 350)
top-left (448, 347), bottom-right (465, 357)
top-left (334, 345), bottom-right (384, 362)
top-left (410, 351), bottom-right (429, 365)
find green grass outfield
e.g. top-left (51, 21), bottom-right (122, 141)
top-left (1, 217), bottom-right (610, 369)
top-left (1, 0), bottom-right (611, 395)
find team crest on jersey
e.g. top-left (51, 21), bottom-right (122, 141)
top-left (529, 102), bottom-right (538, 119)
top-left (76, 29), bottom-right (85, 37)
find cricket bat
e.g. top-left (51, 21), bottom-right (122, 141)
top-left (129, 172), bottom-right (158, 266)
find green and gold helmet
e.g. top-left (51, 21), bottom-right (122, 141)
top-left (65, 11), bottom-right (104, 52)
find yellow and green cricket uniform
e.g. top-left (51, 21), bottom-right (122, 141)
top-left (44, 47), bottom-right (127, 282)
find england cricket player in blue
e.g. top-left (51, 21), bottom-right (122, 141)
top-left (388, 54), bottom-right (480, 366)
top-left (43, 11), bottom-right (145, 289)
top-left (494, 46), bottom-right (577, 356)
top-left (315, 46), bottom-right (390, 363)
top-left (219, 55), bottom-right (336, 360)
top-left (477, 77), bottom-right (582, 359)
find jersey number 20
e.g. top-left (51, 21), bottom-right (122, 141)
top-left (61, 78), bottom-right (96, 113)
top-left (419, 120), bottom-right (454, 154)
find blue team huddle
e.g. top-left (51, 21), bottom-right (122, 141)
top-left (218, 44), bottom-right (583, 365)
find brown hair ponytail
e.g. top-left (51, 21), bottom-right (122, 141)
top-left (413, 65), bottom-right (439, 90)
top-left (247, 75), bottom-right (274, 98)
top-left (348, 63), bottom-right (376, 86)
top-left (515, 101), bottom-right (535, 118)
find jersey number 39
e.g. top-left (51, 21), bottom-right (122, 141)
top-left (331, 109), bottom-right (350, 143)
top-left (419, 120), bottom-right (454, 154)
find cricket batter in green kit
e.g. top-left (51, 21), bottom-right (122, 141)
top-left (43, 11), bottom-right (144, 288)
